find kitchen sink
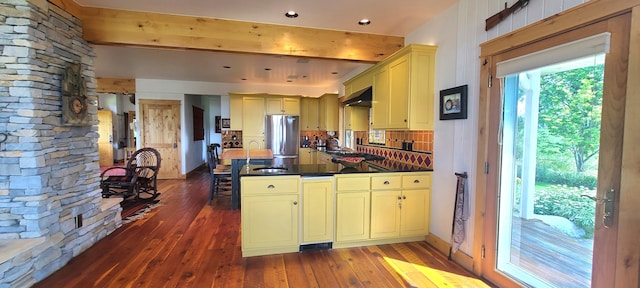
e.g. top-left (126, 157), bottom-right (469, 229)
top-left (253, 167), bottom-right (288, 173)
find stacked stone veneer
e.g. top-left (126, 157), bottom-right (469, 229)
top-left (0, 1), bottom-right (122, 286)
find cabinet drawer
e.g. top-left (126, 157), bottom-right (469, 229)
top-left (402, 173), bottom-right (431, 189)
top-left (371, 175), bottom-right (402, 190)
top-left (242, 176), bottom-right (299, 195)
top-left (336, 176), bottom-right (370, 191)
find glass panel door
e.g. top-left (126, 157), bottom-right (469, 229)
top-left (496, 55), bottom-right (604, 288)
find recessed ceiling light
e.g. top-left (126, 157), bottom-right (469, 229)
top-left (285, 11), bottom-right (299, 18)
top-left (358, 19), bottom-right (371, 26)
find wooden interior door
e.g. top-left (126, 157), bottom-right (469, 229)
top-left (97, 110), bottom-right (113, 167)
top-left (139, 99), bottom-right (181, 179)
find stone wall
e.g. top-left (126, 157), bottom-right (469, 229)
top-left (0, 1), bottom-right (121, 286)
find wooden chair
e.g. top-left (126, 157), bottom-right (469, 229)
top-left (207, 144), bottom-right (231, 205)
top-left (100, 147), bottom-right (162, 200)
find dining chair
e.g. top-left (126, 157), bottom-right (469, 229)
top-left (207, 144), bottom-right (231, 205)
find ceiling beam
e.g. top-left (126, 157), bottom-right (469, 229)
top-left (96, 78), bottom-right (135, 94)
top-left (47, 1), bottom-right (404, 63)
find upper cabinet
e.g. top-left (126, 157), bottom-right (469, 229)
top-left (344, 106), bottom-right (369, 131)
top-left (266, 96), bottom-right (300, 115)
top-left (346, 44), bottom-right (437, 130)
top-left (229, 94), bottom-right (243, 130)
top-left (319, 93), bottom-right (338, 131)
top-left (300, 97), bottom-right (320, 131)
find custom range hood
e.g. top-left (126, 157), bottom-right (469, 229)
top-left (342, 86), bottom-right (372, 107)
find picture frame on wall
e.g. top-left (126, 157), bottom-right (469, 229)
top-left (439, 85), bottom-right (468, 120)
top-left (215, 116), bottom-right (221, 133)
top-left (221, 118), bottom-right (230, 129)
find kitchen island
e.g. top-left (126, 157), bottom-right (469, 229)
top-left (239, 153), bottom-right (432, 257)
top-left (219, 148), bottom-right (273, 210)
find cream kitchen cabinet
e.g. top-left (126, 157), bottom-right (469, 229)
top-left (266, 96), bottom-right (300, 115)
top-left (299, 148), bottom-right (317, 165)
top-left (301, 177), bottom-right (334, 244)
top-left (371, 67), bottom-right (389, 130)
top-left (300, 97), bottom-right (319, 130)
top-left (359, 44), bottom-right (437, 130)
top-left (370, 173), bottom-right (431, 240)
top-left (370, 174), bottom-right (402, 239)
top-left (241, 175), bottom-right (300, 257)
top-left (229, 94), bottom-right (243, 130)
top-left (335, 175), bottom-right (371, 242)
top-left (344, 105), bottom-right (369, 131)
top-left (242, 96), bottom-right (266, 148)
top-left (399, 172), bottom-right (431, 236)
top-left (319, 93), bottom-right (338, 131)
top-left (316, 151), bottom-right (333, 165)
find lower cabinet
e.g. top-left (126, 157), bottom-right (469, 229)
top-left (301, 178), bottom-right (333, 243)
top-left (299, 148), bottom-right (316, 164)
top-left (335, 175), bottom-right (371, 242)
top-left (335, 191), bottom-right (371, 242)
top-left (335, 172), bottom-right (431, 247)
top-left (240, 172), bottom-right (431, 256)
top-left (241, 175), bottom-right (300, 257)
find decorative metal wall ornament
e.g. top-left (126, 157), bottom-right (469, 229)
top-left (61, 63), bottom-right (90, 126)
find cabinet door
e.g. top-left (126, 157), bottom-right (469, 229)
top-left (370, 190), bottom-right (401, 239)
top-left (335, 192), bottom-right (370, 242)
top-left (266, 97), bottom-right (283, 114)
top-left (299, 148), bottom-right (312, 164)
top-left (242, 194), bottom-right (299, 249)
top-left (300, 98), bottom-right (319, 130)
top-left (387, 55), bottom-right (410, 129)
top-left (371, 67), bottom-right (389, 129)
top-left (302, 179), bottom-right (333, 243)
top-left (345, 106), bottom-right (369, 131)
top-left (283, 97), bottom-right (300, 115)
top-left (242, 97), bottom-right (265, 141)
top-left (319, 94), bottom-right (338, 131)
top-left (229, 95), bottom-right (243, 130)
top-left (317, 152), bottom-right (333, 165)
top-left (400, 189), bottom-right (430, 236)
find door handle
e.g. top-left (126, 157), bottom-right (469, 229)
top-left (581, 188), bottom-right (615, 228)
top-left (173, 143), bottom-right (177, 148)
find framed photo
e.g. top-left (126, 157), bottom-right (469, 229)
top-left (439, 85), bottom-right (468, 120)
top-left (215, 116), bottom-right (222, 133)
top-left (221, 118), bottom-right (231, 129)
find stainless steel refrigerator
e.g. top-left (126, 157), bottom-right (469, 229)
top-left (265, 115), bottom-right (300, 166)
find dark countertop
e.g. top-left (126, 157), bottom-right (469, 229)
top-left (240, 159), bottom-right (432, 177)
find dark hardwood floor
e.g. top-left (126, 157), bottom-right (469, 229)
top-left (34, 168), bottom-right (492, 287)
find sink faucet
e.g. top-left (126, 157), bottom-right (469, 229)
top-left (246, 140), bottom-right (261, 165)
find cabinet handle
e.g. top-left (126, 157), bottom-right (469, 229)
top-left (413, 179), bottom-right (420, 183)
top-left (404, 119), bottom-right (407, 122)
top-left (267, 184), bottom-right (275, 189)
top-left (403, 195), bottom-right (407, 199)
top-left (383, 181), bottom-right (390, 185)
top-left (293, 201), bottom-right (298, 205)
top-left (397, 196), bottom-right (402, 200)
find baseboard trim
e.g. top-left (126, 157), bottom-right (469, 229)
top-left (424, 234), bottom-right (474, 273)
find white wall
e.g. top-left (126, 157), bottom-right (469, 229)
top-left (405, 0), bottom-right (587, 255)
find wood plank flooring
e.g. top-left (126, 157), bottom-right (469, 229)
top-left (34, 168), bottom-right (492, 287)
top-left (510, 217), bottom-right (593, 288)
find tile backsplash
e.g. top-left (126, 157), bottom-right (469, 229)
top-left (354, 130), bottom-right (434, 169)
top-left (221, 130), bottom-right (243, 148)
